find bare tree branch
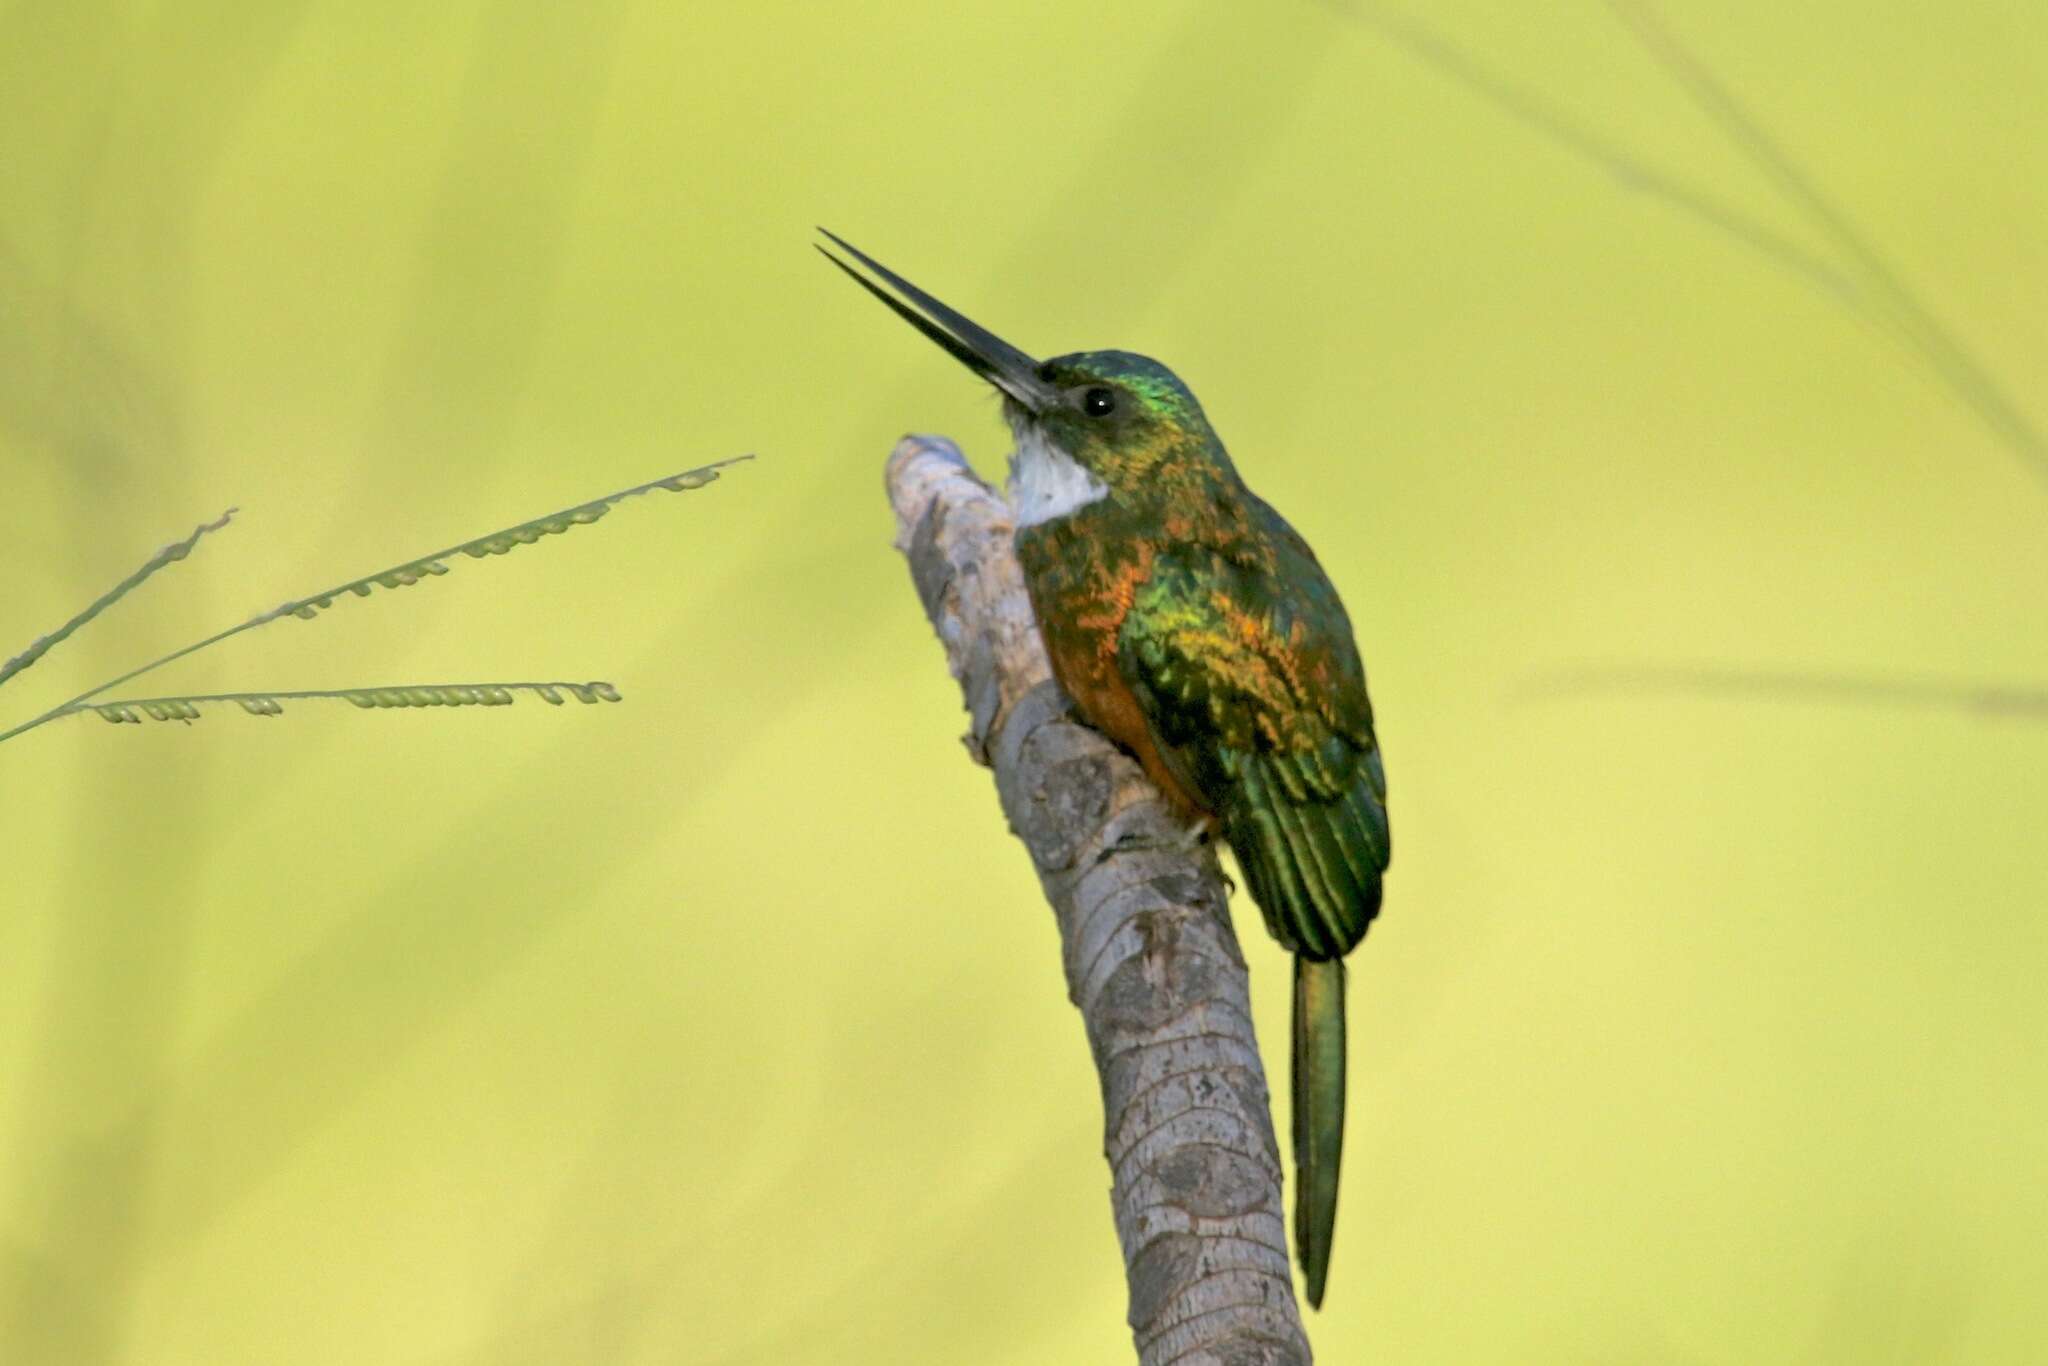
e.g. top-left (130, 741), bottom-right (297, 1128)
top-left (887, 434), bottom-right (1312, 1366)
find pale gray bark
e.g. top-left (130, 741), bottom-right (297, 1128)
top-left (886, 434), bottom-right (1311, 1366)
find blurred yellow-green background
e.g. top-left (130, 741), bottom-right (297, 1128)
top-left (3, 2), bottom-right (2044, 1361)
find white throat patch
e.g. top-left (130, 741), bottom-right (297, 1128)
top-left (1006, 422), bottom-right (1109, 527)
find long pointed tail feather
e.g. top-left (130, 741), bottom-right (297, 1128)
top-left (1223, 751), bottom-right (1384, 1307)
top-left (1293, 954), bottom-right (1346, 1309)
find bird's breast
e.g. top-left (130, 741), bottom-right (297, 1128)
top-left (1014, 518), bottom-right (1208, 816)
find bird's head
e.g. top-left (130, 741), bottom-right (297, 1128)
top-left (819, 231), bottom-right (1231, 527)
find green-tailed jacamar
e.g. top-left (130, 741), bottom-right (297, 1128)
top-left (822, 230), bottom-right (1389, 1309)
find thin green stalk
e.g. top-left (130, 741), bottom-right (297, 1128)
top-left (0, 456), bottom-right (749, 747)
top-left (75, 680), bottom-right (623, 725)
top-left (0, 507), bottom-right (237, 692)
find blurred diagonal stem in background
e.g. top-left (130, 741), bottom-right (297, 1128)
top-left (1523, 665), bottom-right (2048, 719)
top-left (1310, 0), bottom-right (1871, 315)
top-left (1609, 1), bottom-right (2048, 490)
top-left (1315, 0), bottom-right (2048, 492)
top-left (888, 435), bottom-right (1312, 1366)
top-left (1319, 0), bottom-right (2048, 721)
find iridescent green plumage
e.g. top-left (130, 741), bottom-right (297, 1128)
top-left (1115, 495), bottom-right (1388, 966)
top-left (824, 236), bottom-right (1390, 1311)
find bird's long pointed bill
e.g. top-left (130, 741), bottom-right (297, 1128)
top-left (816, 229), bottom-right (1056, 412)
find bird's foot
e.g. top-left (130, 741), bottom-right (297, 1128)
top-left (1099, 817), bottom-right (1236, 895)
top-left (1107, 815), bottom-right (1214, 857)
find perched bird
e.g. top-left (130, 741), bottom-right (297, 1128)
top-left (821, 230), bottom-right (1388, 1309)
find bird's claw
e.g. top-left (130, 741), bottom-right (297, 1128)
top-left (1107, 816), bottom-right (1214, 857)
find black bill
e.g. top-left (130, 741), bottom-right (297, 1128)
top-left (816, 229), bottom-right (1058, 413)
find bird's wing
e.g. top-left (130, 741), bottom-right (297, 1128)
top-left (1115, 535), bottom-right (1388, 961)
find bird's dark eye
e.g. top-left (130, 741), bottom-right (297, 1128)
top-left (1082, 386), bottom-right (1116, 417)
